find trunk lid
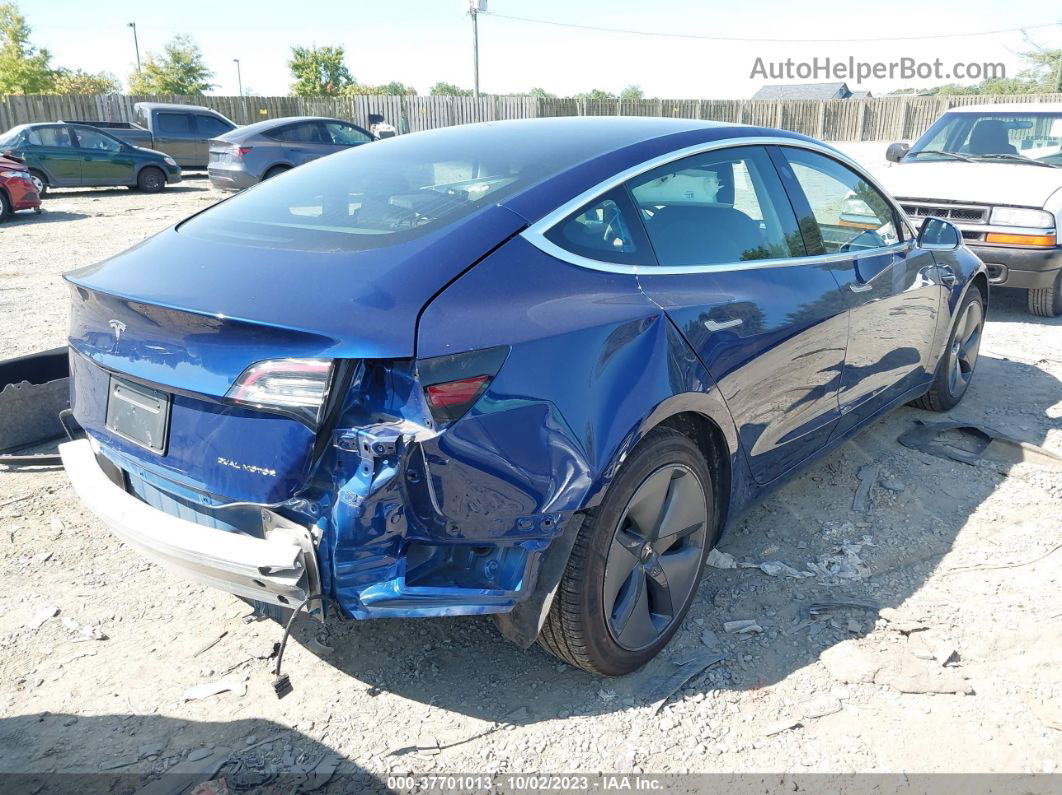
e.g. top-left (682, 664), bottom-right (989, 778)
top-left (65, 203), bottom-right (526, 503)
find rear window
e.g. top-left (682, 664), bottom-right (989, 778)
top-left (179, 122), bottom-right (624, 252)
top-left (0, 127), bottom-right (24, 148)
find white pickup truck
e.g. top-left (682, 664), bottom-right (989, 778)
top-left (877, 103), bottom-right (1062, 317)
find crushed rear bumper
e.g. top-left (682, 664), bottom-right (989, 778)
top-left (59, 438), bottom-right (323, 618)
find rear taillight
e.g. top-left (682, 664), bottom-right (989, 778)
top-left (226, 358), bottom-right (333, 425)
top-left (418, 346), bottom-right (509, 425)
top-left (237, 146), bottom-right (253, 157)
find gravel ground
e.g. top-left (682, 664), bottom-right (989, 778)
top-left (1, 179), bottom-right (1061, 791)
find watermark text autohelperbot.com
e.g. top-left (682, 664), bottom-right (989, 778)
top-left (750, 56), bottom-right (1005, 83)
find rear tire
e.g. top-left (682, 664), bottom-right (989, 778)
top-left (538, 428), bottom-right (715, 676)
top-left (263, 165), bottom-right (290, 181)
top-left (0, 190), bottom-right (10, 221)
top-left (136, 167), bottom-right (166, 193)
top-left (28, 170), bottom-right (47, 197)
top-left (911, 289), bottom-right (985, 412)
top-left (1027, 272), bottom-right (1062, 318)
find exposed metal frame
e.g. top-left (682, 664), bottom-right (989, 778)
top-left (520, 135), bottom-right (917, 276)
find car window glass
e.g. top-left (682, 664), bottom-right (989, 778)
top-left (544, 187), bottom-right (648, 265)
top-left (0, 127), bottom-right (24, 148)
top-left (73, 128), bottom-right (121, 152)
top-left (197, 115), bottom-right (233, 138)
top-left (157, 113), bottom-right (192, 134)
top-left (276, 123), bottom-right (327, 144)
top-left (324, 122), bottom-right (372, 146)
top-left (27, 126), bottom-right (74, 147)
top-left (781, 147), bottom-right (899, 252)
top-left (628, 146), bottom-right (805, 266)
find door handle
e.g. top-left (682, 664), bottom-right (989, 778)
top-left (849, 283), bottom-right (873, 293)
top-left (704, 318), bottom-right (743, 332)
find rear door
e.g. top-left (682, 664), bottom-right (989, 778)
top-left (153, 111), bottom-right (197, 166)
top-left (24, 125), bottom-right (81, 185)
top-left (775, 146), bottom-right (942, 432)
top-left (273, 122), bottom-right (336, 165)
top-left (71, 126), bottom-right (135, 186)
top-left (628, 145), bottom-right (850, 484)
top-left (194, 114), bottom-right (235, 166)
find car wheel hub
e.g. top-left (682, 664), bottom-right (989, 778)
top-left (948, 300), bottom-right (983, 395)
top-left (603, 463), bottom-right (708, 652)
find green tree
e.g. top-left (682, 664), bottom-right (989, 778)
top-left (127, 35), bottom-right (214, 94)
top-left (0, 2), bottom-right (55, 94)
top-left (429, 81), bottom-right (472, 96)
top-left (576, 88), bottom-right (616, 101)
top-left (52, 68), bottom-right (120, 95)
top-left (528, 86), bottom-right (554, 98)
top-left (618, 84), bottom-right (644, 100)
top-left (288, 45), bottom-right (352, 96)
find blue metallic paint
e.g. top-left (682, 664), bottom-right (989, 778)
top-left (61, 118), bottom-right (986, 638)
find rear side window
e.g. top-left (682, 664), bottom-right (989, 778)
top-left (273, 123), bottom-right (327, 144)
top-left (197, 115), bottom-right (233, 138)
top-left (27, 126), bottom-right (74, 147)
top-left (780, 147), bottom-right (900, 253)
top-left (157, 113), bottom-right (192, 134)
top-left (629, 146), bottom-right (805, 266)
top-left (544, 187), bottom-right (648, 265)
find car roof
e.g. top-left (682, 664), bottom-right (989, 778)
top-left (134, 102), bottom-right (221, 114)
top-left (945, 103), bottom-right (1062, 113)
top-left (218, 116), bottom-right (356, 140)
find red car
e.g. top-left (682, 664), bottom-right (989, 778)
top-left (0, 153), bottom-right (42, 221)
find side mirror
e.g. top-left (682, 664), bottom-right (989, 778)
top-left (886, 142), bottom-right (909, 163)
top-left (917, 217), bottom-right (961, 251)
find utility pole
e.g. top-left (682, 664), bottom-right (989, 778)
top-left (128, 22), bottom-right (141, 73)
top-left (233, 59), bottom-right (243, 96)
top-left (468, 0), bottom-right (484, 100)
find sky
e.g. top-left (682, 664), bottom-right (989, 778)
top-left (21, 0), bottom-right (1062, 99)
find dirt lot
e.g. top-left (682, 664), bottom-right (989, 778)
top-left (1, 180), bottom-right (1061, 791)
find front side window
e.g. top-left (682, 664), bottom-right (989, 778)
top-left (781, 147), bottom-right (899, 253)
top-left (325, 122), bottom-right (372, 146)
top-left (157, 113), bottom-right (192, 134)
top-left (27, 126), bottom-right (74, 148)
top-left (197, 115), bottom-right (233, 138)
top-left (629, 146), bottom-right (805, 266)
top-left (73, 128), bottom-right (121, 152)
top-left (544, 188), bottom-right (647, 264)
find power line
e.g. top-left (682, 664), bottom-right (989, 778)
top-left (481, 11), bottom-right (1061, 44)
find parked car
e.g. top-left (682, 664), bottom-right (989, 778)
top-left (59, 118), bottom-right (986, 676)
top-left (207, 116), bottom-right (374, 190)
top-left (0, 123), bottom-right (180, 195)
top-left (67, 102), bottom-right (237, 169)
top-left (0, 151), bottom-right (41, 220)
top-left (879, 103), bottom-right (1062, 317)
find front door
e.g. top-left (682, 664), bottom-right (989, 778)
top-left (153, 111), bottom-right (198, 166)
top-left (274, 121), bottom-right (336, 165)
top-left (628, 145), bottom-right (850, 484)
top-left (775, 146), bottom-right (942, 431)
top-left (71, 127), bottom-right (135, 186)
top-left (24, 125), bottom-right (81, 186)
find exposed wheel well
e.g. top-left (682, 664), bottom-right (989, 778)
top-left (971, 271), bottom-right (989, 311)
top-left (656, 412), bottom-right (731, 540)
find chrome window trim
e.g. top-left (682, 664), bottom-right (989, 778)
top-left (521, 135), bottom-right (914, 276)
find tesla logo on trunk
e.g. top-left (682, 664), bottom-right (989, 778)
top-left (108, 319), bottom-right (126, 352)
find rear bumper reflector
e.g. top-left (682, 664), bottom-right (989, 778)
top-left (59, 439), bottom-right (323, 617)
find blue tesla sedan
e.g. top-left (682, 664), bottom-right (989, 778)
top-left (59, 117), bottom-right (986, 676)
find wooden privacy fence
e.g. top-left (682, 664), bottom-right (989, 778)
top-left (2, 92), bottom-right (1060, 142)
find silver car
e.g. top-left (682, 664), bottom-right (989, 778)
top-left (207, 116), bottom-right (374, 191)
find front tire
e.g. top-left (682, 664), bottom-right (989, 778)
top-left (1027, 272), bottom-right (1062, 318)
top-left (911, 289), bottom-right (985, 412)
top-left (0, 190), bottom-right (10, 221)
top-left (539, 428), bottom-right (714, 676)
top-left (136, 167), bottom-right (166, 193)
